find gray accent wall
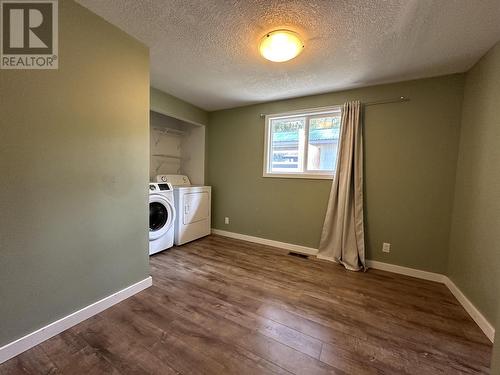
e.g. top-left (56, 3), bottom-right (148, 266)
top-left (0, 0), bottom-right (150, 346)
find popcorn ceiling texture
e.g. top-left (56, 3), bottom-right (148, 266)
top-left (77, 0), bottom-right (500, 110)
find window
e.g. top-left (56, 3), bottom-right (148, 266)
top-left (263, 106), bottom-right (341, 179)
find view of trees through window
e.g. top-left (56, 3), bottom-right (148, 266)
top-left (267, 110), bottom-right (341, 176)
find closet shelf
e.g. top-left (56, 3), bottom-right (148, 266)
top-left (152, 126), bottom-right (187, 147)
top-left (152, 154), bottom-right (183, 160)
top-left (151, 127), bottom-right (187, 136)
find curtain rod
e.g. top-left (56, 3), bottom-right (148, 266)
top-left (259, 96), bottom-right (410, 118)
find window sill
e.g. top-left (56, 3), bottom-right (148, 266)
top-left (262, 173), bottom-right (334, 180)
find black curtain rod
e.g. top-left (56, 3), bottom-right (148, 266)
top-left (259, 96), bottom-right (410, 118)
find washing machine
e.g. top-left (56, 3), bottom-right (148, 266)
top-left (149, 182), bottom-right (176, 255)
top-left (156, 175), bottom-right (211, 245)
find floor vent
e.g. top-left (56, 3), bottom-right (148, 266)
top-left (288, 252), bottom-right (309, 259)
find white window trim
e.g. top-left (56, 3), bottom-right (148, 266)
top-left (263, 105), bottom-right (341, 180)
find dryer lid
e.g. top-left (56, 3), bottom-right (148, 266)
top-left (157, 174), bottom-right (191, 186)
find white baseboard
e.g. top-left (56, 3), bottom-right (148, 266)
top-left (211, 228), bottom-right (318, 256)
top-left (366, 260), bottom-right (446, 283)
top-left (367, 260), bottom-right (494, 342)
top-left (443, 277), bottom-right (495, 342)
top-left (211, 229), bottom-right (494, 342)
top-left (366, 260), bottom-right (494, 342)
top-left (316, 254), bottom-right (337, 262)
top-left (0, 276), bottom-right (152, 364)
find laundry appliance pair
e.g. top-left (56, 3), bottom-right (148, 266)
top-left (149, 175), bottom-right (211, 255)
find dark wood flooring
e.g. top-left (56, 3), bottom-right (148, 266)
top-left (0, 235), bottom-right (492, 374)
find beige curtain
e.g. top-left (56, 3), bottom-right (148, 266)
top-left (318, 101), bottom-right (366, 271)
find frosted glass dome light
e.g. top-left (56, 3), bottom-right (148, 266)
top-left (259, 30), bottom-right (304, 62)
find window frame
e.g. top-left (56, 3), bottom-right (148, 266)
top-left (263, 105), bottom-right (341, 180)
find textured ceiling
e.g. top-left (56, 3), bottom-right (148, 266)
top-left (77, 0), bottom-right (500, 111)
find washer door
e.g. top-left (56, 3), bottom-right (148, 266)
top-left (149, 195), bottom-right (175, 240)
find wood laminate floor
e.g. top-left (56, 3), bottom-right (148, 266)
top-left (0, 235), bottom-right (492, 374)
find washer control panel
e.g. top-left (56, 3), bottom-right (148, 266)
top-left (149, 182), bottom-right (172, 192)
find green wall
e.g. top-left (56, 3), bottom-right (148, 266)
top-left (151, 87), bottom-right (208, 126)
top-left (207, 75), bottom-right (464, 273)
top-left (0, 0), bottom-right (150, 346)
top-left (447, 42), bottom-right (500, 328)
top-left (492, 305), bottom-right (500, 374)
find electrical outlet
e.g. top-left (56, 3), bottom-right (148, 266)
top-left (224, 217), bottom-right (230, 225)
top-left (382, 243), bottom-right (391, 253)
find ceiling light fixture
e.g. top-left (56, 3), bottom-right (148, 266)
top-left (259, 30), bottom-right (304, 62)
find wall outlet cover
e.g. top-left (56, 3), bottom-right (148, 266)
top-left (382, 243), bottom-right (391, 253)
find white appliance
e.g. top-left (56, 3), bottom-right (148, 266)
top-left (149, 182), bottom-right (176, 255)
top-left (156, 174), bottom-right (211, 245)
